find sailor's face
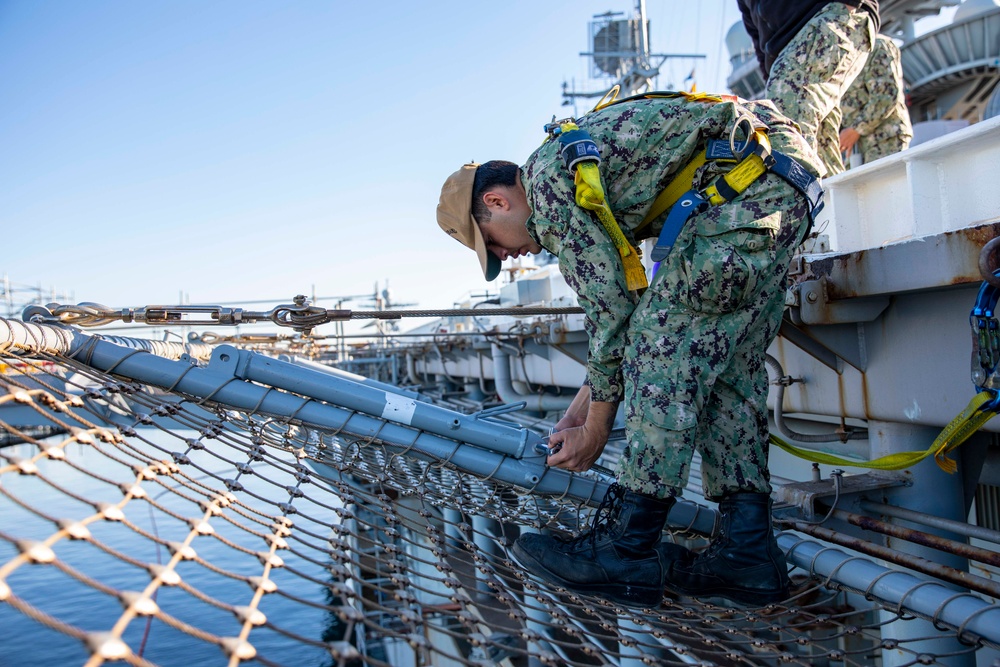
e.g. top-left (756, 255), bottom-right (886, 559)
top-left (481, 213), bottom-right (541, 261)
top-left (477, 180), bottom-right (541, 261)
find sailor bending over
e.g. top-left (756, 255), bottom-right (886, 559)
top-left (435, 92), bottom-right (823, 608)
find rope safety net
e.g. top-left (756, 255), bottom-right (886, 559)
top-left (1, 321), bottom-right (998, 666)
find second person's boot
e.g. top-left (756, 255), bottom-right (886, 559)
top-left (663, 491), bottom-right (789, 606)
top-left (512, 483), bottom-right (674, 607)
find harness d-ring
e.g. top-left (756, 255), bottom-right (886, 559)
top-left (729, 110), bottom-right (757, 161)
top-left (592, 85), bottom-right (621, 112)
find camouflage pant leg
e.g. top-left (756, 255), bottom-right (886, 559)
top-left (618, 174), bottom-right (810, 499)
top-left (694, 271), bottom-right (788, 500)
top-left (765, 3), bottom-right (874, 177)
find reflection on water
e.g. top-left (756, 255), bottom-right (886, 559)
top-left (0, 425), bottom-right (348, 666)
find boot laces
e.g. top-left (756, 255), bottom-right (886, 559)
top-left (566, 482), bottom-right (626, 548)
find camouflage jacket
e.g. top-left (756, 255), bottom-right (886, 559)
top-left (519, 95), bottom-right (822, 403)
top-left (841, 34), bottom-right (912, 144)
top-left (738, 0), bottom-right (880, 77)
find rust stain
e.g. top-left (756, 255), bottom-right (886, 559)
top-left (860, 372), bottom-right (871, 420)
top-left (837, 372), bottom-right (847, 423)
top-left (843, 511), bottom-right (1000, 568)
top-left (960, 223), bottom-right (1000, 247)
top-left (797, 222), bottom-right (1000, 292)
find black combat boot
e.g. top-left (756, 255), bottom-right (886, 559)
top-left (511, 483), bottom-right (674, 607)
top-left (663, 491), bottom-right (789, 606)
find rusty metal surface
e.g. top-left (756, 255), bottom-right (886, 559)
top-left (829, 507), bottom-right (1000, 568)
top-left (794, 222), bottom-right (1000, 301)
top-left (780, 519), bottom-right (1000, 600)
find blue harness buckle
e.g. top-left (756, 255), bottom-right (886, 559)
top-left (650, 190), bottom-right (708, 262)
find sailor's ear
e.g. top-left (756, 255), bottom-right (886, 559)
top-left (482, 190), bottom-right (510, 211)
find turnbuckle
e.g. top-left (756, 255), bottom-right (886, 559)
top-left (130, 305), bottom-right (249, 326)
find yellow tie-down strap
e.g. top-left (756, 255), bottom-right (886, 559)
top-left (770, 391), bottom-right (999, 473)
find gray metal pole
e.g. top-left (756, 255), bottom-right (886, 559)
top-left (872, 422), bottom-right (976, 667)
top-left (240, 346), bottom-right (533, 458)
top-left (778, 533), bottom-right (1000, 644)
top-left (491, 343), bottom-right (575, 413)
top-left (278, 354), bottom-right (421, 399)
top-left (778, 536), bottom-right (1000, 646)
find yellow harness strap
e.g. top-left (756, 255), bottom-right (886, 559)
top-left (638, 128), bottom-right (772, 230)
top-left (704, 129), bottom-right (773, 205)
top-left (565, 121), bottom-right (648, 292)
top-left (592, 85), bottom-right (733, 112)
top-left (639, 151), bottom-right (708, 228)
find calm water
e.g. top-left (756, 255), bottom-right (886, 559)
top-left (0, 427), bottom-right (348, 667)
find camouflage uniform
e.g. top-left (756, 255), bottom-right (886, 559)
top-left (520, 97), bottom-right (823, 501)
top-left (764, 2), bottom-right (876, 176)
top-left (841, 34), bottom-right (912, 164)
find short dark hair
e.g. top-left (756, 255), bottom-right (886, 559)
top-left (471, 160), bottom-right (519, 224)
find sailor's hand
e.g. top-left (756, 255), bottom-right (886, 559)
top-left (545, 424), bottom-right (608, 472)
top-left (839, 127), bottom-right (861, 154)
top-left (554, 413), bottom-right (585, 432)
top-left (554, 385), bottom-right (591, 431)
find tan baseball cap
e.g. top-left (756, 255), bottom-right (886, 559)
top-left (437, 163), bottom-right (502, 281)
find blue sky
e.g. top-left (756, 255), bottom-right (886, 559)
top-left (0, 1), bottom-right (955, 323)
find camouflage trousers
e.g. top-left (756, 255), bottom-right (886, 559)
top-left (618, 173), bottom-right (811, 501)
top-left (765, 3), bottom-right (875, 177)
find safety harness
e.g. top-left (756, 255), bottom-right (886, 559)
top-left (545, 87), bottom-right (825, 289)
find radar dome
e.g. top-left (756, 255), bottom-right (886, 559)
top-left (954, 0), bottom-right (1000, 22)
top-left (725, 21), bottom-right (753, 57)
